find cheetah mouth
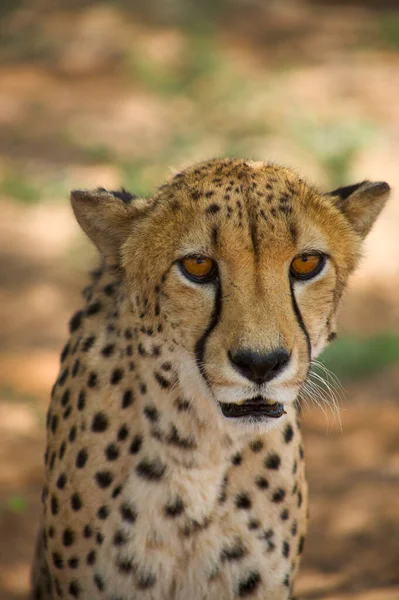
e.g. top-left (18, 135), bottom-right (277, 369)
top-left (218, 397), bottom-right (285, 419)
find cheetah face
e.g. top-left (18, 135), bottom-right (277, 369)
top-left (72, 159), bottom-right (389, 432)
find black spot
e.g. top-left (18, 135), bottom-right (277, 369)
top-left (144, 406), bottom-right (159, 423)
top-left (327, 331), bottom-right (337, 342)
top-left (77, 390), bottom-right (86, 411)
top-left (130, 434), bottom-right (142, 454)
top-left (282, 541), bottom-right (290, 558)
top-left (255, 476), bottom-right (269, 490)
top-left (237, 571), bottom-right (261, 597)
top-left (292, 460), bottom-right (297, 475)
top-left (206, 203), bottom-right (220, 215)
top-left (83, 525), bottom-right (93, 538)
top-left (265, 453), bottom-right (281, 470)
top-left (69, 311), bottom-right (83, 333)
top-left (284, 423), bottom-right (294, 444)
top-left (175, 398), bottom-right (190, 412)
top-left (137, 572), bottom-right (156, 589)
top-left (298, 491), bottom-right (303, 507)
top-left (109, 188), bottom-right (136, 203)
top-left (136, 458), bottom-right (166, 481)
top-left (91, 412), bottom-right (108, 433)
top-left (62, 528), bottom-right (74, 547)
top-left (299, 445), bottom-right (304, 460)
top-left (82, 336), bottom-right (95, 352)
top-left (249, 439), bottom-right (264, 453)
top-left (120, 503), bottom-right (137, 523)
top-left (272, 488), bottom-right (286, 503)
top-left (51, 495), bottom-right (59, 515)
top-left (49, 450), bottom-right (56, 470)
top-left (61, 389), bottom-right (70, 406)
top-left (164, 497), bottom-right (184, 517)
top-left (103, 282), bottom-right (116, 296)
top-left (52, 552), bottom-right (63, 569)
top-left (69, 581), bottom-right (80, 598)
top-left (76, 449), bottom-right (88, 469)
top-left (117, 557), bottom-right (134, 573)
top-left (60, 342), bottom-right (70, 362)
top-left (87, 550), bottom-right (96, 565)
top-left (56, 473), bottom-right (67, 489)
top-left (117, 424), bottom-right (129, 441)
top-left (87, 301), bottom-right (101, 316)
top-left (112, 485), bottom-right (123, 498)
top-left (291, 520), bottom-right (298, 536)
top-left (58, 368), bottom-right (69, 386)
top-left (191, 190), bottom-right (201, 201)
top-left (71, 493), bottom-right (82, 511)
top-left (232, 452), bottom-right (242, 466)
top-left (121, 390), bottom-right (133, 409)
top-left (51, 415), bottom-right (59, 434)
top-left (161, 362), bottom-right (172, 371)
top-left (111, 368), bottom-right (124, 384)
top-left (87, 372), bottom-right (97, 387)
top-left (72, 359), bottom-right (80, 377)
top-left (68, 557), bottom-right (79, 569)
top-left (113, 530), bottom-right (127, 546)
top-left (280, 508), bottom-right (289, 521)
top-left (154, 372), bottom-right (170, 389)
top-left (97, 506), bottom-right (109, 520)
top-left (101, 344), bottom-right (115, 357)
top-left (235, 493), bottom-right (252, 510)
top-left (63, 405), bottom-right (72, 420)
top-left (105, 443), bottom-right (119, 461)
top-left (165, 425), bottom-right (195, 450)
top-left (248, 519), bottom-right (259, 530)
top-left (96, 532), bottom-right (104, 545)
top-left (221, 539), bottom-right (247, 562)
top-left (95, 471), bottom-right (114, 488)
top-left (68, 425), bottom-right (77, 443)
top-left (298, 535), bottom-right (305, 555)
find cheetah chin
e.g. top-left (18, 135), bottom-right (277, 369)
top-left (218, 397), bottom-right (285, 419)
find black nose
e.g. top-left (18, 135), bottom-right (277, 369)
top-left (228, 348), bottom-right (290, 384)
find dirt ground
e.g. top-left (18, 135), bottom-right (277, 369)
top-left (1, 2), bottom-right (399, 598)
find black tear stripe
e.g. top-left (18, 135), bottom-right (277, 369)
top-left (289, 279), bottom-right (311, 363)
top-left (194, 281), bottom-right (222, 387)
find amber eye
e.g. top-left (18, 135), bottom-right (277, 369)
top-left (290, 253), bottom-right (325, 281)
top-left (180, 256), bottom-right (218, 283)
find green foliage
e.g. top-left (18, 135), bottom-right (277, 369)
top-left (378, 13), bottom-right (399, 50)
top-left (290, 118), bottom-right (375, 187)
top-left (0, 170), bottom-right (41, 203)
top-left (320, 333), bottom-right (399, 382)
top-left (6, 495), bottom-right (27, 514)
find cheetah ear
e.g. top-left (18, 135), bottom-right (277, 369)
top-left (326, 181), bottom-right (390, 238)
top-left (71, 189), bottom-right (147, 262)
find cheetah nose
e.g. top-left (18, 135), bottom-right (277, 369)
top-left (228, 348), bottom-right (290, 384)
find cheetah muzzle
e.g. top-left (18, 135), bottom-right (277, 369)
top-left (218, 398), bottom-right (285, 420)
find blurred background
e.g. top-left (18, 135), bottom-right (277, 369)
top-left (0, 1), bottom-right (398, 598)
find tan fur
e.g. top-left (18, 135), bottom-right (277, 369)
top-left (30, 158), bottom-right (389, 600)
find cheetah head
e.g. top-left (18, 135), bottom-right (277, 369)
top-left (71, 159), bottom-right (389, 432)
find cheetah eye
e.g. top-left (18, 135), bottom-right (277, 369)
top-left (179, 256), bottom-right (218, 284)
top-left (290, 253), bottom-right (325, 281)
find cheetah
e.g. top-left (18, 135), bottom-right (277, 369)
top-left (30, 158), bottom-right (389, 600)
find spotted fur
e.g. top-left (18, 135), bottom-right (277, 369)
top-left (30, 158), bottom-right (389, 600)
